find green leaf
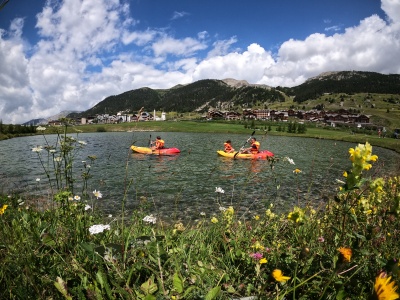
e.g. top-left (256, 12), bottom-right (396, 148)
top-left (140, 277), bottom-right (158, 295)
top-left (205, 286), bottom-right (221, 300)
top-left (54, 277), bottom-right (72, 300)
top-left (353, 232), bottom-right (366, 241)
top-left (173, 273), bottom-right (184, 293)
top-left (336, 288), bottom-right (346, 300)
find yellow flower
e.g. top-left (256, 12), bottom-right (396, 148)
top-left (211, 217), bottom-right (218, 224)
top-left (287, 206), bottom-right (305, 223)
top-left (254, 215), bottom-right (260, 220)
top-left (0, 204), bottom-right (8, 215)
top-left (338, 247), bottom-right (352, 262)
top-left (259, 258), bottom-right (267, 264)
top-left (272, 269), bottom-right (291, 282)
top-left (252, 241), bottom-right (264, 251)
top-left (343, 171), bottom-right (348, 177)
top-left (374, 272), bottom-right (399, 300)
top-left (174, 222), bottom-right (185, 232)
top-left (293, 168), bottom-right (302, 174)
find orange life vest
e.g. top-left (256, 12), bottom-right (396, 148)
top-left (155, 139), bottom-right (165, 149)
top-left (251, 141), bottom-right (260, 153)
top-left (224, 142), bottom-right (233, 152)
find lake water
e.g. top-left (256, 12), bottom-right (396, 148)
top-left (1, 132), bottom-right (399, 221)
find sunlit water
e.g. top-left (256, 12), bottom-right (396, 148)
top-left (1, 132), bottom-right (399, 221)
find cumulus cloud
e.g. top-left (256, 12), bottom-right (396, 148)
top-left (0, 0), bottom-right (399, 124)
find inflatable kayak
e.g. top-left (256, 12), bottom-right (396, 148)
top-left (217, 149), bottom-right (274, 159)
top-left (131, 145), bottom-right (180, 155)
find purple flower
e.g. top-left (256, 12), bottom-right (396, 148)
top-left (250, 252), bottom-right (263, 260)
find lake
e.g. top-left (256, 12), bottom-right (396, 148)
top-left (1, 131), bottom-right (399, 221)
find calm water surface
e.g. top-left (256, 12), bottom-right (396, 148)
top-left (1, 132), bottom-right (399, 221)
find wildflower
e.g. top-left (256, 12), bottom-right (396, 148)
top-left (200, 212), bottom-right (206, 216)
top-left (219, 206), bottom-right (226, 211)
top-left (215, 187), bottom-right (225, 194)
top-left (272, 269), bottom-right (291, 282)
top-left (174, 222), bottom-right (185, 231)
top-left (36, 178), bottom-right (40, 182)
top-left (318, 236), bottom-right (325, 243)
top-left (0, 204), bottom-right (8, 215)
top-left (49, 149), bottom-right (56, 153)
top-left (343, 171), bottom-right (348, 177)
top-left (32, 146), bottom-right (43, 152)
top-left (108, 214), bottom-right (112, 218)
top-left (211, 217), bottom-right (218, 223)
top-left (93, 190), bottom-right (102, 199)
top-left (73, 195), bottom-right (81, 201)
top-left (68, 196), bottom-right (74, 201)
top-left (88, 224), bottom-right (110, 235)
top-left (251, 241), bottom-right (264, 251)
top-left (259, 258), bottom-right (268, 264)
top-left (265, 209), bottom-right (276, 219)
top-left (250, 252), bottom-right (263, 260)
top-left (254, 215), bottom-right (260, 220)
top-left (84, 205), bottom-right (92, 211)
top-left (374, 272), bottom-right (399, 300)
top-left (287, 206), bottom-right (305, 223)
top-left (54, 157), bottom-right (62, 162)
top-left (284, 157), bottom-right (295, 165)
top-left (293, 168), bottom-right (302, 174)
top-left (338, 247), bottom-right (352, 262)
top-left (143, 214), bottom-right (157, 224)
top-left (78, 141), bottom-right (87, 145)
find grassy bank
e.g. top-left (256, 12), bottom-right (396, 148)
top-left (1, 125), bottom-right (400, 299)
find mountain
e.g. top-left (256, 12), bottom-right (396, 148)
top-left (72, 78), bottom-right (282, 117)
top-left (276, 71), bottom-right (400, 103)
top-left (69, 71), bottom-right (400, 118)
top-left (22, 118), bottom-right (48, 126)
top-left (23, 110), bottom-right (82, 125)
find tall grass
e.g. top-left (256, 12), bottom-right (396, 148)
top-left (1, 123), bottom-right (399, 299)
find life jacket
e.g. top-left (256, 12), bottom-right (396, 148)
top-left (155, 139), bottom-right (165, 149)
top-left (251, 141), bottom-right (260, 153)
top-left (224, 142), bottom-right (233, 152)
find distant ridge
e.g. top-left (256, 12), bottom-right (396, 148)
top-left (23, 110), bottom-right (82, 125)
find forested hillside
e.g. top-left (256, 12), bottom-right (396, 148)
top-left (72, 71), bottom-right (400, 117)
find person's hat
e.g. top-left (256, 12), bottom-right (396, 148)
top-left (156, 136), bottom-right (161, 139)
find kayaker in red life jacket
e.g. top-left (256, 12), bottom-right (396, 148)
top-left (241, 137), bottom-right (260, 154)
top-left (152, 136), bottom-right (165, 150)
top-left (224, 140), bottom-right (235, 153)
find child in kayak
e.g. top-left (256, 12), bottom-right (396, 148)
top-left (224, 140), bottom-right (235, 153)
top-left (152, 136), bottom-right (165, 150)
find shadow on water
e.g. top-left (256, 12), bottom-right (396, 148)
top-left (1, 132), bottom-right (400, 221)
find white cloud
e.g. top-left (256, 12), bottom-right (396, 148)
top-left (152, 36), bottom-right (207, 57)
top-left (171, 11), bottom-right (189, 21)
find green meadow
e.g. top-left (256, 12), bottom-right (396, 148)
top-left (1, 122), bottom-right (400, 299)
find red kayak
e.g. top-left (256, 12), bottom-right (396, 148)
top-left (131, 145), bottom-right (180, 155)
top-left (217, 149), bottom-right (274, 159)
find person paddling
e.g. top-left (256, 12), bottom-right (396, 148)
top-left (241, 137), bottom-right (260, 154)
top-left (224, 140), bottom-right (235, 153)
top-left (151, 136), bottom-right (165, 150)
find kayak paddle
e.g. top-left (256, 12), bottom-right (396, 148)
top-left (234, 130), bottom-right (255, 159)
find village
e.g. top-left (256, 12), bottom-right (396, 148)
top-left (47, 108), bottom-right (372, 129)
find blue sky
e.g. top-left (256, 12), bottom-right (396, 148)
top-left (0, 0), bottom-right (399, 124)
